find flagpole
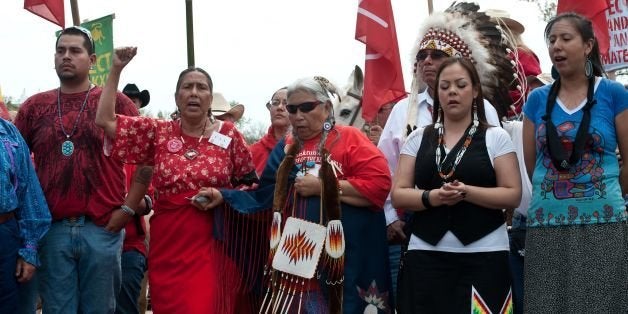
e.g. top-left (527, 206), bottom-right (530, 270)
top-left (185, 0), bottom-right (195, 67)
top-left (70, 0), bottom-right (80, 26)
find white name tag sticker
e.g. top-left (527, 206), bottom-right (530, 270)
top-left (208, 132), bottom-right (232, 149)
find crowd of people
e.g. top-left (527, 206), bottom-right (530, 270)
top-left (1, 3), bottom-right (627, 314)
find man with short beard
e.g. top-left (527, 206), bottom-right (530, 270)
top-left (15, 26), bottom-right (138, 313)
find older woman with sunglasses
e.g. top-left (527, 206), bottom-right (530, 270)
top-left (522, 13), bottom-right (628, 313)
top-left (200, 76), bottom-right (393, 313)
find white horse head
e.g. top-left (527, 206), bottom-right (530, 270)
top-left (334, 65), bottom-right (365, 129)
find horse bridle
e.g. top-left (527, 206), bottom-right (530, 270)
top-left (344, 91), bottom-right (364, 128)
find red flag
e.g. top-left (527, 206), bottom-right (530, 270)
top-left (24, 0), bottom-right (65, 28)
top-left (355, 0), bottom-right (406, 123)
top-left (557, 0), bottom-right (610, 55)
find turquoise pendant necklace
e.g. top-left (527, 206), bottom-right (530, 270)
top-left (57, 84), bottom-right (92, 157)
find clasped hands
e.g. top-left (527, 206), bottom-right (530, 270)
top-left (431, 180), bottom-right (467, 207)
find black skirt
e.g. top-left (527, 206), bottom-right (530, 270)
top-left (397, 249), bottom-right (512, 314)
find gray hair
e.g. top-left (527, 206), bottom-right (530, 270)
top-left (286, 76), bottom-right (341, 152)
top-left (286, 76), bottom-right (341, 107)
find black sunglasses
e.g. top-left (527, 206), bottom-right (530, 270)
top-left (286, 101), bottom-right (322, 114)
top-left (417, 50), bottom-right (449, 61)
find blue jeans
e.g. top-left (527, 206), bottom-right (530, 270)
top-left (509, 213), bottom-right (526, 314)
top-left (17, 271), bottom-right (39, 314)
top-left (115, 250), bottom-right (146, 314)
top-left (0, 217), bottom-right (19, 313)
top-left (39, 217), bottom-right (124, 314)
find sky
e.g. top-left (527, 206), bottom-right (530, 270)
top-left (0, 0), bottom-right (552, 130)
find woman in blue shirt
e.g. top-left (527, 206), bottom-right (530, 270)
top-left (522, 13), bottom-right (628, 313)
top-left (0, 118), bottom-right (50, 312)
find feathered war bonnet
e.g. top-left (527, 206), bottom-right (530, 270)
top-left (406, 2), bottom-right (516, 131)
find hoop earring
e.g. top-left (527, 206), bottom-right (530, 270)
top-left (551, 65), bottom-right (559, 80)
top-left (584, 56), bottom-right (593, 78)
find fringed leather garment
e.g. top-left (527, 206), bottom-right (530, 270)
top-left (259, 142), bottom-right (344, 314)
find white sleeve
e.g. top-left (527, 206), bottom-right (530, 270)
top-left (377, 100), bottom-right (409, 225)
top-left (400, 127), bottom-right (425, 157)
top-left (483, 99), bottom-right (501, 127)
top-left (486, 127), bottom-right (515, 163)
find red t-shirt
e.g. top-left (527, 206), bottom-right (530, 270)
top-left (286, 125), bottom-right (391, 209)
top-left (15, 87), bottom-right (138, 225)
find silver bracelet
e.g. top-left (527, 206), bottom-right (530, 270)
top-left (120, 204), bottom-right (136, 216)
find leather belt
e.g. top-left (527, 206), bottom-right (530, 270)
top-left (65, 216), bottom-right (82, 223)
top-left (0, 211), bottom-right (15, 224)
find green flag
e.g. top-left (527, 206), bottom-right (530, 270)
top-left (56, 14), bottom-right (114, 86)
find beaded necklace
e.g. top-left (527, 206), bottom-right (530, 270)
top-left (56, 84), bottom-right (93, 156)
top-left (435, 122), bottom-right (477, 183)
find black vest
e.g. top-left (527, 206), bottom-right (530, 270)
top-left (410, 126), bottom-right (505, 245)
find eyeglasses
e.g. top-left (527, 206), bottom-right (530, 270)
top-left (286, 101), bottom-right (321, 114)
top-left (416, 50), bottom-right (449, 61)
top-left (270, 99), bottom-right (288, 106)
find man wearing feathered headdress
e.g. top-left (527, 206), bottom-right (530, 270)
top-left (377, 1), bottom-right (516, 303)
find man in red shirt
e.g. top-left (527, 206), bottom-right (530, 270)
top-left (15, 26), bottom-right (139, 313)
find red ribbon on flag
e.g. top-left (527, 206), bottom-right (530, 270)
top-left (24, 0), bottom-right (65, 28)
top-left (557, 0), bottom-right (610, 56)
top-left (355, 0), bottom-right (407, 123)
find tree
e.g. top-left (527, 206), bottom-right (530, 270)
top-left (521, 0), bottom-right (557, 22)
top-left (236, 115), bottom-right (267, 144)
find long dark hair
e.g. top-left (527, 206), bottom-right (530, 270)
top-left (432, 57), bottom-right (489, 129)
top-left (544, 13), bottom-right (605, 77)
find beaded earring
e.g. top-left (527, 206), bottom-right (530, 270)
top-left (434, 107), bottom-right (443, 129)
top-left (323, 115), bottom-right (334, 131)
top-left (584, 56), bottom-right (593, 78)
top-left (472, 99), bottom-right (479, 127)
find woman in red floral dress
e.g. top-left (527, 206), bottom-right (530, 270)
top-left (96, 47), bottom-right (258, 313)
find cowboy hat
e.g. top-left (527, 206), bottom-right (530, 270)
top-left (211, 92), bottom-right (245, 122)
top-left (485, 9), bottom-right (525, 34)
top-left (527, 73), bottom-right (554, 86)
top-left (122, 83), bottom-right (150, 108)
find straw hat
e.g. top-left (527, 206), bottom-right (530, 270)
top-left (211, 92), bottom-right (244, 122)
top-left (485, 9), bottom-right (525, 34)
top-left (536, 73), bottom-right (554, 85)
